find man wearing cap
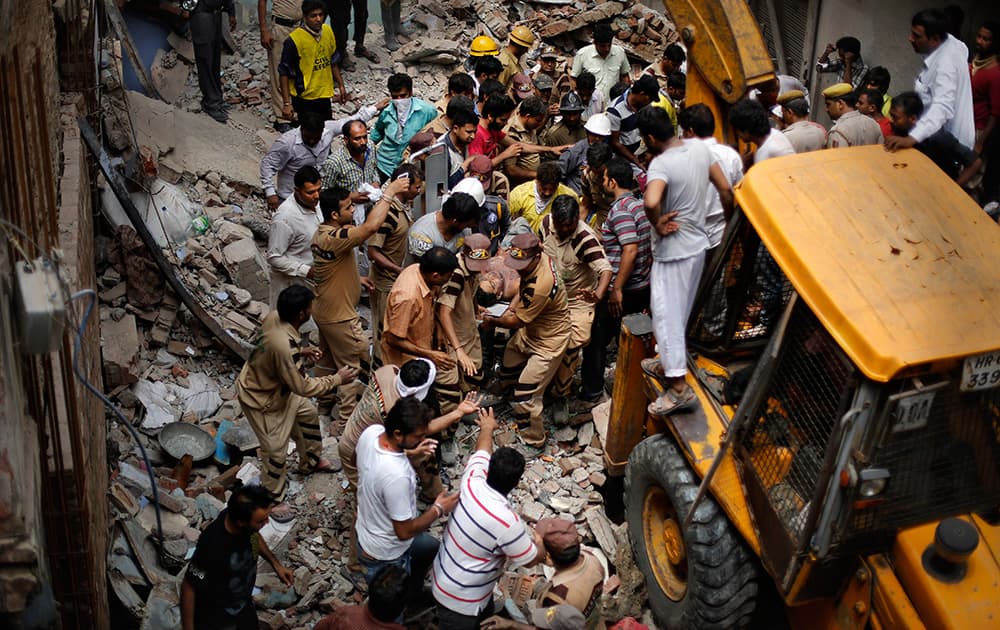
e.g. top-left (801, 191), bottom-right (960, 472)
top-left (432, 407), bottom-right (547, 628)
top-left (535, 519), bottom-right (605, 628)
top-left (539, 195), bottom-right (612, 424)
top-left (483, 233), bottom-right (572, 446)
top-left (382, 246), bottom-right (459, 369)
top-left (468, 153), bottom-right (511, 199)
top-left (778, 90), bottom-right (826, 153)
top-left (504, 96), bottom-right (571, 186)
top-left (340, 358), bottom-right (480, 575)
top-left (571, 23), bottom-right (631, 102)
top-left (258, 0), bottom-right (300, 132)
top-left (532, 73), bottom-right (559, 118)
top-left (511, 73), bottom-right (536, 104)
top-left (499, 26), bottom-right (536, 88)
top-left (509, 161), bottom-right (580, 232)
top-left (533, 45), bottom-right (570, 98)
top-left (435, 233), bottom-right (493, 419)
top-left (823, 83), bottom-right (883, 148)
top-left (367, 163), bottom-right (424, 369)
top-left (559, 113), bottom-right (612, 193)
top-left (542, 92), bottom-right (587, 147)
top-left (607, 75), bottom-right (661, 168)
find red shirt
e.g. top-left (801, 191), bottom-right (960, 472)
top-left (970, 63), bottom-right (1000, 130)
top-left (314, 606), bottom-right (405, 630)
top-left (877, 116), bottom-right (893, 139)
top-left (469, 123), bottom-right (506, 158)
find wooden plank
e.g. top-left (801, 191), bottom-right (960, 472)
top-left (102, 0), bottom-right (163, 101)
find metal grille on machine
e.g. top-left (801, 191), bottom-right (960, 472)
top-left (739, 301), bottom-right (854, 545)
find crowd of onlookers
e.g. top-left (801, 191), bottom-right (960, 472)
top-left (178, 3), bottom-right (1000, 629)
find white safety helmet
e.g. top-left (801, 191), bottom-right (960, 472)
top-left (449, 177), bottom-right (486, 206)
top-left (583, 113), bottom-right (612, 137)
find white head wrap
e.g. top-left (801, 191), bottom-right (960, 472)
top-left (395, 358), bottom-right (437, 401)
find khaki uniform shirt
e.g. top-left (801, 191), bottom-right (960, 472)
top-left (538, 550), bottom-right (605, 630)
top-left (782, 120), bottom-right (827, 153)
top-left (311, 223), bottom-right (365, 324)
top-left (827, 110), bottom-right (884, 148)
top-left (539, 217), bottom-right (612, 300)
top-left (498, 48), bottom-right (523, 88)
top-left (341, 365), bottom-right (399, 484)
top-left (368, 198), bottom-right (412, 292)
top-left (438, 256), bottom-right (480, 353)
top-left (381, 263), bottom-right (437, 366)
top-left (236, 311), bottom-right (341, 413)
top-left (580, 167), bottom-right (614, 229)
top-left (541, 121), bottom-right (586, 147)
top-left (271, 0), bottom-right (300, 20)
top-left (512, 253), bottom-right (571, 355)
top-left (503, 115), bottom-right (540, 177)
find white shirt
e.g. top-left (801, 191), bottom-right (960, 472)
top-left (259, 105), bottom-right (378, 198)
top-left (431, 450), bottom-right (537, 615)
top-left (571, 44), bottom-right (630, 101)
top-left (646, 140), bottom-right (712, 262)
top-left (355, 425), bottom-right (417, 561)
top-left (266, 195), bottom-right (321, 279)
top-left (754, 129), bottom-right (795, 163)
top-left (698, 137), bottom-right (743, 248)
top-left (912, 34), bottom-right (975, 149)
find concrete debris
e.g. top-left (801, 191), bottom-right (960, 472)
top-left (222, 238), bottom-right (270, 303)
top-left (102, 311), bottom-right (141, 387)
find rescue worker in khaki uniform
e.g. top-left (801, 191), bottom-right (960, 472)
top-left (498, 26), bottom-right (536, 88)
top-left (823, 82), bottom-right (884, 148)
top-left (539, 196), bottom-right (612, 423)
top-left (482, 233), bottom-right (571, 447)
top-left (367, 164), bottom-right (424, 368)
top-left (435, 234), bottom-right (494, 416)
top-left (337, 359), bottom-right (479, 577)
top-left (257, 0), bottom-right (301, 132)
top-left (310, 178), bottom-right (409, 430)
top-left (236, 285), bottom-right (355, 519)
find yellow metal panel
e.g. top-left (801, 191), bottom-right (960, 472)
top-left (866, 554), bottom-right (927, 630)
top-left (660, 0), bottom-right (775, 103)
top-left (736, 146), bottom-right (1000, 382)
top-left (892, 518), bottom-right (1000, 629)
top-left (973, 514), bottom-right (1000, 568)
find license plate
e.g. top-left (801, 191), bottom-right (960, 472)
top-left (892, 392), bottom-right (934, 433)
top-left (961, 351), bottom-right (1000, 392)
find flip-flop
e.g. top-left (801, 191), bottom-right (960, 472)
top-left (640, 358), bottom-right (670, 388)
top-left (647, 387), bottom-right (698, 417)
top-left (303, 457), bottom-right (342, 474)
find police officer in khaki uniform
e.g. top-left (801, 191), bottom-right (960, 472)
top-left (258, 0), bottom-right (300, 131)
top-left (498, 25), bottom-right (536, 88)
top-left (236, 285), bottom-right (355, 519)
top-left (435, 234), bottom-right (493, 416)
top-left (539, 195), bottom-right (612, 423)
top-left (483, 233), bottom-right (572, 446)
top-left (823, 82), bottom-right (884, 148)
top-left (779, 90), bottom-right (827, 153)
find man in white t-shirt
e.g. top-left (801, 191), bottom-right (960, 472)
top-left (678, 104), bottom-right (743, 255)
top-left (637, 107), bottom-right (733, 417)
top-left (355, 396), bottom-right (458, 599)
top-left (728, 98), bottom-right (795, 171)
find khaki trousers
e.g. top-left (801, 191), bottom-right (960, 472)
top-left (499, 329), bottom-right (569, 444)
top-left (242, 394), bottom-right (323, 503)
top-left (434, 336), bottom-right (484, 417)
top-left (316, 316), bottom-right (369, 426)
top-left (369, 285), bottom-right (390, 368)
top-left (267, 21), bottom-right (296, 123)
top-left (552, 299), bottom-right (594, 397)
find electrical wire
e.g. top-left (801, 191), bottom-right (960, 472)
top-left (67, 288), bottom-right (166, 554)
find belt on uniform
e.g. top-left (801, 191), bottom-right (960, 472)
top-left (274, 16), bottom-right (299, 27)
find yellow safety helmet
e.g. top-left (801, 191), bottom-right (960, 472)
top-left (470, 35), bottom-right (500, 57)
top-left (509, 25), bottom-right (536, 48)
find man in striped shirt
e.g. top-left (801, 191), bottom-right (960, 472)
top-left (431, 407), bottom-right (546, 628)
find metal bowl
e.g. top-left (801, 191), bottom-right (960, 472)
top-left (158, 422), bottom-right (216, 461)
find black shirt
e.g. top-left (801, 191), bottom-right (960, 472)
top-left (917, 129), bottom-right (979, 180)
top-left (185, 509), bottom-right (259, 630)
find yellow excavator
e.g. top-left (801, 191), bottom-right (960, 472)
top-left (605, 0), bottom-right (1000, 627)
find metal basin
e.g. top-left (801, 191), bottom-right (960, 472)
top-left (158, 422), bottom-right (216, 461)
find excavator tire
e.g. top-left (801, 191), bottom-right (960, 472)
top-left (625, 434), bottom-right (759, 628)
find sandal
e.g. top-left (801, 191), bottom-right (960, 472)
top-left (270, 502), bottom-right (296, 523)
top-left (303, 456), bottom-right (342, 474)
top-left (640, 358), bottom-right (670, 387)
top-left (647, 387), bottom-right (698, 417)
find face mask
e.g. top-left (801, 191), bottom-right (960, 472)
top-left (393, 98), bottom-right (413, 139)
